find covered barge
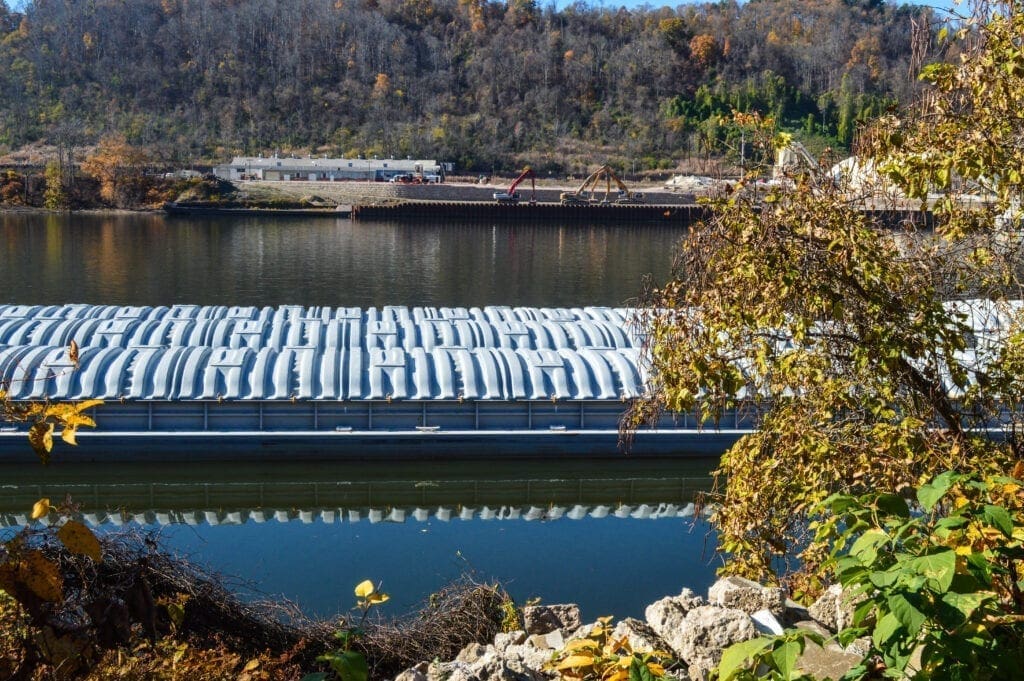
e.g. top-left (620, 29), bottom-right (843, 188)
top-left (0, 304), bottom-right (749, 460)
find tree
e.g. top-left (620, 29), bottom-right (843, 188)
top-left (80, 134), bottom-right (152, 208)
top-left (629, 1), bottom-right (1024, 597)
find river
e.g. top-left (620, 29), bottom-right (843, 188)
top-left (0, 211), bottom-right (721, 620)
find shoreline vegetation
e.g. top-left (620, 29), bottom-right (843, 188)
top-left (0, 528), bottom-right (512, 680)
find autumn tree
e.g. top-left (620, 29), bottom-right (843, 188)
top-left (630, 0), bottom-right (1024, 595)
top-left (80, 134), bottom-right (152, 208)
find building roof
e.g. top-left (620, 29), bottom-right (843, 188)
top-left (224, 156), bottom-right (439, 172)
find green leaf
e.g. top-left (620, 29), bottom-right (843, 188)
top-left (320, 650), bottom-right (369, 681)
top-left (629, 657), bottom-right (656, 681)
top-left (876, 494), bottom-right (910, 518)
top-left (938, 591), bottom-right (989, 628)
top-left (907, 549), bottom-right (956, 593)
top-left (917, 472), bottom-right (957, 512)
top-left (717, 636), bottom-right (773, 681)
top-left (887, 593), bottom-right (926, 636)
top-left (982, 504), bottom-right (1013, 537)
top-left (869, 568), bottom-right (898, 588)
top-left (873, 612), bottom-right (902, 648)
top-left (771, 640), bottom-right (800, 679)
top-left (849, 528), bottom-right (889, 564)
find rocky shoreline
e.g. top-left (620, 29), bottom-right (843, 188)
top-left (395, 577), bottom-right (864, 681)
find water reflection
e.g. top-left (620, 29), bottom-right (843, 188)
top-left (0, 459), bottom-right (721, 619)
top-left (0, 214), bottom-right (685, 308)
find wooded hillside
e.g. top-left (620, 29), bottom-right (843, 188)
top-left (0, 0), bottom-right (934, 172)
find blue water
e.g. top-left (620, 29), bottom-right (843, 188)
top-left (0, 212), bottom-right (721, 620)
top-left (155, 512), bottom-right (720, 620)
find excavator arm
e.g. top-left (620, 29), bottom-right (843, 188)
top-left (494, 167), bottom-right (536, 204)
top-left (560, 165), bottom-right (644, 205)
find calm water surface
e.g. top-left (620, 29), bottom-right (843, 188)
top-left (0, 211), bottom-right (718, 620)
top-left (0, 212), bottom-right (683, 308)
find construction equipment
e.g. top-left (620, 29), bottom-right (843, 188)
top-left (493, 167), bottom-right (536, 204)
top-left (560, 165), bottom-right (645, 205)
top-left (773, 141), bottom-right (819, 180)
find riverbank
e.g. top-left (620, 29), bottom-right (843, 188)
top-left (416, 578), bottom-right (865, 681)
top-left (0, 524), bottom-right (864, 681)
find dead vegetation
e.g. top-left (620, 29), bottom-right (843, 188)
top-left (0, 529), bottom-right (511, 680)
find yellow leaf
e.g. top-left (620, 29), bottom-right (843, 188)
top-left (367, 591), bottom-right (390, 605)
top-left (28, 422), bottom-right (54, 462)
top-left (556, 654), bottom-right (596, 670)
top-left (22, 551), bottom-right (63, 602)
top-left (61, 426), bottom-right (77, 446)
top-left (57, 520), bottom-right (103, 562)
top-left (647, 662), bottom-right (666, 676)
top-left (68, 339), bottom-right (79, 369)
top-left (31, 498), bottom-right (51, 520)
top-left (563, 639), bottom-right (600, 652)
top-left (243, 659), bottom-right (260, 671)
top-left (605, 670), bottom-right (629, 681)
top-left (354, 579), bottom-right (375, 598)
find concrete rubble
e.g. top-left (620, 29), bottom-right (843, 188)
top-left (394, 579), bottom-right (869, 681)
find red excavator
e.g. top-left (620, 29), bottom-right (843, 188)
top-left (493, 167), bottom-right (537, 204)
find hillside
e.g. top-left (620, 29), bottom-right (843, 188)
top-left (0, 0), bottom-right (936, 173)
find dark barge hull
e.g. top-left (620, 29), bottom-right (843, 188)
top-left (350, 201), bottom-right (935, 228)
top-left (163, 202), bottom-right (352, 218)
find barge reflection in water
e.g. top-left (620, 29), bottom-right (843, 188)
top-left (0, 458), bottom-right (722, 619)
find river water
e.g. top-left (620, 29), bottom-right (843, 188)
top-left (0, 211), bottom-right (721, 620)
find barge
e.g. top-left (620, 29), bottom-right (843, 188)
top-left (0, 304), bottom-right (750, 460)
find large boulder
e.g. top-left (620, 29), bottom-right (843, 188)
top-left (522, 604), bottom-right (582, 635)
top-left (611, 617), bottom-right (669, 653)
top-left (645, 588), bottom-right (705, 646)
top-left (678, 606), bottom-right (757, 680)
top-left (808, 585), bottom-right (862, 632)
top-left (707, 576), bottom-right (786, 619)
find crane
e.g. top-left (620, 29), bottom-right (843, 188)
top-left (559, 165), bottom-right (644, 205)
top-left (493, 167), bottom-right (537, 204)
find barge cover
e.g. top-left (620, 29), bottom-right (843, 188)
top-left (0, 304), bottom-right (749, 460)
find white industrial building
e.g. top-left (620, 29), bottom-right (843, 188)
top-left (214, 155), bottom-right (445, 182)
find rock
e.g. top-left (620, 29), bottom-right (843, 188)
top-left (493, 630), bottom-right (527, 653)
top-left (677, 606), bottom-right (757, 681)
top-left (783, 598), bottom-right (811, 626)
top-left (749, 609), bottom-right (784, 636)
top-left (611, 618), bottom-right (668, 653)
top-left (808, 585), bottom-right (862, 632)
top-left (462, 645), bottom-right (543, 681)
top-left (707, 576), bottom-right (786, 618)
top-left (523, 604), bottom-right (581, 635)
top-left (427, 661), bottom-right (478, 681)
top-left (503, 642), bottom-right (556, 674)
top-left (844, 637), bottom-right (872, 658)
top-left (645, 588), bottom-right (705, 646)
top-left (528, 630), bottom-right (564, 651)
top-left (457, 642), bottom-right (489, 665)
top-left (796, 638), bottom-right (863, 680)
top-left (394, 668), bottom-right (428, 681)
top-left (792, 619), bottom-right (832, 641)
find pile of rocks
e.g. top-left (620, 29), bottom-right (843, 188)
top-left (394, 577), bottom-right (866, 681)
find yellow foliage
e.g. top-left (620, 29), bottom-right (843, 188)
top-left (30, 498), bottom-right (51, 521)
top-left (57, 520), bottom-right (103, 562)
top-left (21, 550), bottom-right (63, 603)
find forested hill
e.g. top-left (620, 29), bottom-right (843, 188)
top-left (0, 0), bottom-right (932, 173)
